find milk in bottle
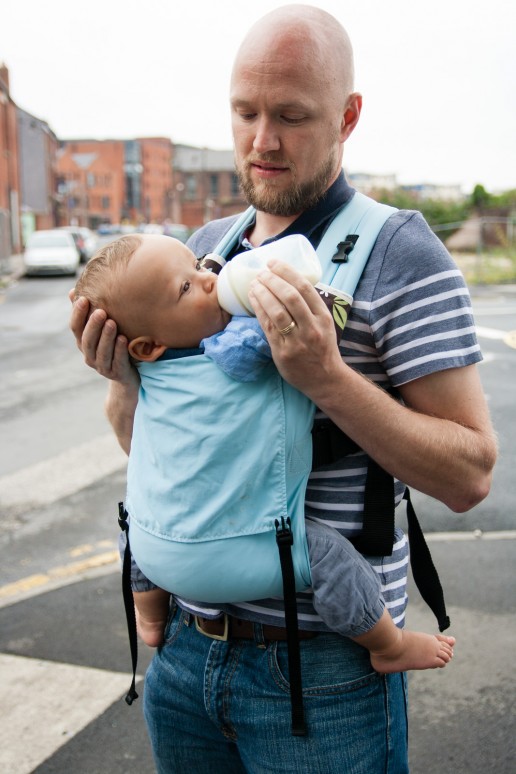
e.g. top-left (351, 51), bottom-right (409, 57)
top-left (214, 234), bottom-right (322, 316)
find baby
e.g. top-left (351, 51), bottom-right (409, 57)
top-left (74, 233), bottom-right (455, 673)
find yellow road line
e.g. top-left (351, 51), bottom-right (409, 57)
top-left (0, 551), bottom-right (119, 601)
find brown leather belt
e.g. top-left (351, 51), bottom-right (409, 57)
top-left (194, 614), bottom-right (318, 643)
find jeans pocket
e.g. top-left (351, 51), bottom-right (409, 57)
top-left (268, 633), bottom-right (379, 696)
top-left (161, 602), bottom-right (184, 646)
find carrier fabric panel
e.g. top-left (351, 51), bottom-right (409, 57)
top-left (126, 355), bottom-right (313, 602)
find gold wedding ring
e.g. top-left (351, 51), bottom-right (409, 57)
top-left (279, 320), bottom-right (296, 336)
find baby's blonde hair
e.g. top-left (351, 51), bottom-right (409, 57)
top-left (74, 234), bottom-right (142, 336)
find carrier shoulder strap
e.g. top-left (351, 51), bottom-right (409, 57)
top-left (315, 191), bottom-right (396, 293)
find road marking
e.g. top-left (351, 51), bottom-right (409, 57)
top-left (504, 330), bottom-right (516, 348)
top-left (425, 529), bottom-right (516, 542)
top-left (476, 326), bottom-right (516, 349)
top-left (0, 433), bottom-right (127, 513)
top-left (0, 550), bottom-right (119, 610)
top-left (0, 652), bottom-right (140, 774)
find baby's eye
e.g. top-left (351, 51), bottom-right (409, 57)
top-left (195, 259), bottom-right (203, 271)
top-left (182, 280), bottom-right (191, 294)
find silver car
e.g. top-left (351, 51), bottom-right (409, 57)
top-left (23, 229), bottom-right (81, 276)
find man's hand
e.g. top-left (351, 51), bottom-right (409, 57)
top-left (69, 291), bottom-right (135, 384)
top-left (69, 291), bottom-right (139, 454)
top-left (248, 259), bottom-right (344, 403)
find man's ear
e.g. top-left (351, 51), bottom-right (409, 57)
top-left (128, 336), bottom-right (167, 362)
top-left (340, 92), bottom-right (362, 142)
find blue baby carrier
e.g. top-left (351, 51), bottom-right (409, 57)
top-left (118, 192), bottom-right (451, 735)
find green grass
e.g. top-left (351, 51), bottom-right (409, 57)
top-left (453, 249), bottom-right (516, 285)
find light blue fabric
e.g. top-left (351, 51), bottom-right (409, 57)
top-left (201, 317), bottom-right (272, 382)
top-left (126, 351), bottom-right (313, 603)
top-left (126, 192), bottom-right (395, 607)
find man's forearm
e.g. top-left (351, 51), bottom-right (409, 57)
top-left (311, 362), bottom-right (497, 513)
top-left (105, 378), bottom-right (139, 455)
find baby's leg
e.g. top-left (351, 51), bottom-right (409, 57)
top-left (353, 609), bottom-right (455, 672)
top-left (133, 588), bottom-right (171, 647)
top-left (305, 518), bottom-right (385, 638)
top-left (305, 519), bottom-right (455, 672)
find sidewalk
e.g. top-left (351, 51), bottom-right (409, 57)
top-left (0, 253), bottom-right (24, 287)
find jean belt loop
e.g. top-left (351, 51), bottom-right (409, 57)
top-left (253, 622), bottom-right (267, 649)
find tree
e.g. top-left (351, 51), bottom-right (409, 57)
top-left (471, 184), bottom-right (491, 209)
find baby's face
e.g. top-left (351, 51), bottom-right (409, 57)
top-left (122, 235), bottom-right (231, 348)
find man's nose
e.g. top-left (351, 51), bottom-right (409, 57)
top-left (253, 116), bottom-right (280, 154)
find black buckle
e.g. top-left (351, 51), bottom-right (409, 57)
top-left (331, 234), bottom-right (359, 263)
top-left (118, 501), bottom-right (129, 532)
top-left (275, 516), bottom-right (293, 546)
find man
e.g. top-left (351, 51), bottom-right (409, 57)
top-left (71, 6), bottom-right (497, 772)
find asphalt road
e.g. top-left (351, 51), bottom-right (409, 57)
top-left (0, 272), bottom-right (515, 773)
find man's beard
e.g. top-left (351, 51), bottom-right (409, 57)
top-left (236, 152), bottom-right (337, 217)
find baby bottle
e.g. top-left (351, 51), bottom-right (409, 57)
top-left (214, 234), bottom-right (322, 316)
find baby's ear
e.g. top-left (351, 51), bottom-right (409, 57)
top-left (128, 336), bottom-right (167, 362)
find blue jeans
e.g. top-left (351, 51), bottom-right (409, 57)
top-left (143, 606), bottom-right (409, 774)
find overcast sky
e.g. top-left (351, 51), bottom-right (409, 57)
top-left (2, 0), bottom-right (515, 193)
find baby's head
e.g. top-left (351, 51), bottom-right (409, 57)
top-left (74, 233), bottom-right (231, 360)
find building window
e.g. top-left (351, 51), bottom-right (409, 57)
top-left (210, 174), bottom-right (219, 197)
top-left (186, 175), bottom-right (197, 199)
top-left (102, 196), bottom-right (110, 209)
top-left (87, 173), bottom-right (95, 188)
top-left (231, 173), bottom-right (240, 197)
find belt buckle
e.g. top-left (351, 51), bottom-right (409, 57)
top-left (195, 614), bottom-right (229, 642)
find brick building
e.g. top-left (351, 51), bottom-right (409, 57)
top-left (55, 139), bottom-right (125, 228)
top-left (55, 136), bottom-right (174, 227)
top-left (172, 145), bottom-right (246, 228)
top-left (17, 106), bottom-right (58, 238)
top-left (0, 64), bottom-right (21, 259)
top-left (138, 137), bottom-right (173, 224)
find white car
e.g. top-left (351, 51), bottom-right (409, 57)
top-left (59, 226), bottom-right (98, 262)
top-left (23, 229), bottom-right (81, 276)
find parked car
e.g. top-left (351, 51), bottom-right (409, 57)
top-left (141, 223), bottom-right (165, 235)
top-left (23, 229), bottom-right (81, 276)
top-left (163, 223), bottom-right (190, 242)
top-left (60, 226), bottom-right (98, 261)
top-left (58, 226), bottom-right (88, 263)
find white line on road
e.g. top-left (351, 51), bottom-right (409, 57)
top-left (0, 652), bottom-right (140, 774)
top-left (475, 326), bottom-right (516, 349)
top-left (0, 433), bottom-right (127, 512)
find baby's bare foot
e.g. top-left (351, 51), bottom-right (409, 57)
top-left (371, 631), bottom-right (455, 674)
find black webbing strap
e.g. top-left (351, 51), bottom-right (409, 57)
top-left (275, 517), bottom-right (307, 737)
top-left (403, 489), bottom-right (451, 632)
top-left (311, 418), bottom-right (360, 468)
top-left (312, 419), bottom-right (394, 557)
top-left (311, 420), bottom-right (451, 631)
top-left (118, 502), bottom-right (139, 705)
top-left (351, 458), bottom-right (395, 557)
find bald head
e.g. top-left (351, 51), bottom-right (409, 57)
top-left (232, 5), bottom-right (355, 106)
